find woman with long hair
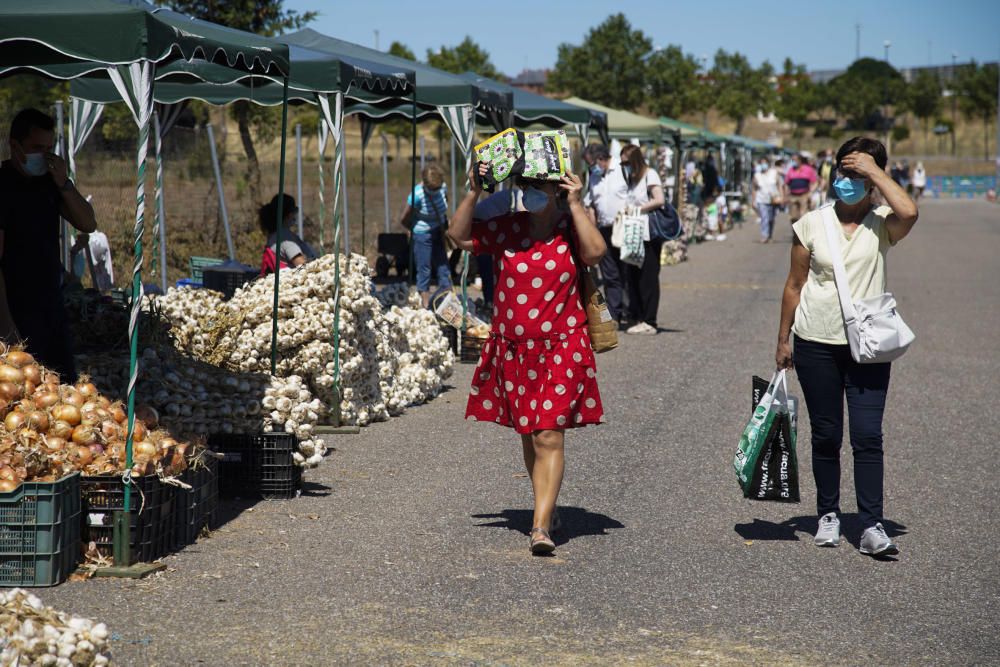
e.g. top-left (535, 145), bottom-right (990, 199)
top-left (619, 144), bottom-right (665, 335)
top-left (448, 162), bottom-right (607, 555)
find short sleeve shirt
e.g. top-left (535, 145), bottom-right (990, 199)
top-left (626, 168), bottom-right (662, 208)
top-left (792, 204), bottom-right (895, 345)
top-left (471, 212), bottom-right (586, 341)
top-left (267, 230), bottom-right (316, 265)
top-left (785, 165), bottom-right (817, 195)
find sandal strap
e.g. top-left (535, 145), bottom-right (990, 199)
top-left (530, 527), bottom-right (551, 540)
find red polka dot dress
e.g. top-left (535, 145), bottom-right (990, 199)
top-left (465, 212), bottom-right (605, 434)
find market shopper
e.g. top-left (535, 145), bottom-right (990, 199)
top-left (752, 158), bottom-right (782, 243)
top-left (619, 144), bottom-right (666, 335)
top-left (784, 152), bottom-right (818, 223)
top-left (583, 145), bottom-right (628, 324)
top-left (776, 136), bottom-right (918, 558)
top-left (259, 194), bottom-right (317, 276)
top-left (70, 230), bottom-right (114, 291)
top-left (448, 162), bottom-right (606, 555)
top-left (912, 162), bottom-right (927, 201)
top-left (0, 108), bottom-right (96, 382)
top-left (399, 164), bottom-right (452, 308)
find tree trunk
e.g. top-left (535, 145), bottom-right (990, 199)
top-left (735, 116), bottom-right (745, 135)
top-left (235, 101), bottom-right (261, 224)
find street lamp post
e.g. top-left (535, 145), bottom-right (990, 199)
top-left (884, 40), bottom-right (891, 63)
top-left (951, 53), bottom-right (958, 156)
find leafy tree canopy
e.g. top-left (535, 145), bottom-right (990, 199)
top-left (708, 49), bottom-right (775, 134)
top-left (646, 45), bottom-right (708, 119)
top-left (426, 37), bottom-right (499, 79)
top-left (549, 13), bottom-right (652, 110)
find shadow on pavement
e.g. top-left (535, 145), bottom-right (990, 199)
top-left (300, 481), bottom-right (333, 498)
top-left (735, 514), bottom-right (908, 550)
top-left (472, 507), bottom-right (625, 545)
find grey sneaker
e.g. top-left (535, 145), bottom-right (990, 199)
top-left (814, 512), bottom-right (841, 547)
top-left (859, 523), bottom-right (899, 557)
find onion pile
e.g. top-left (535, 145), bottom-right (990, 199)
top-left (0, 588), bottom-right (111, 666)
top-left (156, 253), bottom-right (454, 428)
top-left (0, 346), bottom-right (192, 488)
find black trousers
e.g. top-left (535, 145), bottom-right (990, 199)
top-left (793, 335), bottom-right (891, 529)
top-left (12, 298), bottom-right (77, 384)
top-left (626, 239), bottom-right (663, 327)
top-left (597, 226), bottom-right (626, 321)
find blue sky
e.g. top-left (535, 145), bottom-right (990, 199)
top-left (286, 0), bottom-right (999, 76)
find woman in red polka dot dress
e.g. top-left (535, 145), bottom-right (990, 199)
top-left (448, 163), bottom-right (608, 554)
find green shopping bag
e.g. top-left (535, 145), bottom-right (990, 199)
top-left (733, 370), bottom-right (790, 495)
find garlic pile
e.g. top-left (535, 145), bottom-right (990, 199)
top-left (0, 589), bottom-right (111, 666)
top-left (261, 375), bottom-right (326, 467)
top-left (156, 253), bottom-right (454, 428)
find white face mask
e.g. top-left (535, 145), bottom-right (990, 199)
top-left (522, 187), bottom-right (551, 213)
top-left (21, 152), bottom-right (48, 177)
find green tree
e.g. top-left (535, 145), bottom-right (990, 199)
top-left (549, 13), bottom-right (652, 110)
top-left (775, 58), bottom-right (819, 137)
top-left (388, 41), bottom-right (415, 62)
top-left (0, 75), bottom-right (68, 137)
top-left (906, 70), bottom-right (941, 151)
top-left (157, 0), bottom-right (316, 208)
top-left (956, 62), bottom-right (999, 160)
top-left (645, 45), bottom-right (708, 119)
top-left (707, 50), bottom-right (775, 134)
top-left (426, 37), bottom-right (499, 78)
top-left (827, 58), bottom-right (905, 132)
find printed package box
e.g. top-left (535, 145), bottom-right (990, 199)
top-left (474, 128), bottom-right (570, 191)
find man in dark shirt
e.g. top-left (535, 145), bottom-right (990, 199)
top-left (0, 108), bottom-right (96, 382)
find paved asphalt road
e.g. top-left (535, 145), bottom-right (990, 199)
top-left (31, 199), bottom-right (999, 666)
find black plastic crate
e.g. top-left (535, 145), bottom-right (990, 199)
top-left (0, 474), bottom-right (81, 587)
top-left (209, 432), bottom-right (301, 500)
top-left (440, 325), bottom-right (459, 354)
top-left (81, 474), bottom-right (176, 564)
top-left (173, 456), bottom-right (219, 549)
top-left (203, 264), bottom-right (258, 300)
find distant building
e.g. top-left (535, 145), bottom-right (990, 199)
top-left (511, 68), bottom-right (548, 95)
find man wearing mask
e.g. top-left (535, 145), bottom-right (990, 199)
top-left (582, 143), bottom-right (611, 195)
top-left (0, 108), bottom-right (97, 382)
top-left (584, 146), bottom-right (628, 323)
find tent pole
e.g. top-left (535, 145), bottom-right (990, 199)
top-left (153, 110), bottom-right (168, 293)
top-left (270, 78), bottom-right (290, 377)
top-left (296, 123), bottom-right (303, 238)
top-left (409, 91), bottom-right (416, 283)
top-left (341, 145), bottom-right (351, 256)
top-left (450, 135), bottom-right (456, 214)
top-left (317, 125), bottom-right (327, 253)
top-left (420, 135), bottom-right (426, 170)
top-left (361, 118), bottom-right (367, 258)
top-left (382, 134), bottom-right (390, 234)
top-left (54, 100), bottom-right (70, 271)
top-left (206, 122), bottom-right (234, 260)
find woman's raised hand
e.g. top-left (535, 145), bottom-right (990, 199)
top-left (559, 171), bottom-right (584, 205)
top-left (839, 151), bottom-right (880, 179)
top-left (468, 161), bottom-right (490, 196)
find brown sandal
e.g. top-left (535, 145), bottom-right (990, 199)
top-left (530, 527), bottom-right (555, 554)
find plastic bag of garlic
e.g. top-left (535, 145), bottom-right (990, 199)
top-left (0, 588), bottom-right (111, 666)
top-left (153, 253), bottom-right (454, 433)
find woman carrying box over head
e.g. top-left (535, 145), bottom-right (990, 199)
top-left (448, 161), bottom-right (607, 555)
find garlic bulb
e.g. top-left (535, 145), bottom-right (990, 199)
top-left (0, 589), bottom-right (111, 666)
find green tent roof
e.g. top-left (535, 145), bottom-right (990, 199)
top-left (283, 29), bottom-right (510, 115)
top-left (0, 0), bottom-right (289, 78)
top-left (71, 42), bottom-right (416, 106)
top-left (561, 97), bottom-right (663, 141)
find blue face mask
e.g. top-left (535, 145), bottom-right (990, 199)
top-left (590, 163), bottom-right (604, 177)
top-left (833, 177), bottom-right (869, 205)
top-left (522, 187), bottom-right (551, 213)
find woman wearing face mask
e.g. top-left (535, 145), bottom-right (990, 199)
top-left (619, 144), bottom-right (666, 335)
top-left (448, 162), bottom-right (607, 555)
top-left (776, 136), bottom-right (918, 558)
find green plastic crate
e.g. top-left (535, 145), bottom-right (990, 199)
top-left (0, 473), bottom-right (81, 586)
top-left (190, 256), bottom-right (225, 283)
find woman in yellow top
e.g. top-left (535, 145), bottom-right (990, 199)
top-left (776, 137), bottom-right (918, 558)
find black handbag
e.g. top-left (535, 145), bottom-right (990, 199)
top-left (648, 202), bottom-right (683, 241)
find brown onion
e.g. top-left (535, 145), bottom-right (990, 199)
top-left (110, 403), bottom-right (127, 424)
top-left (134, 440), bottom-right (157, 459)
top-left (0, 365), bottom-right (24, 384)
top-left (43, 436), bottom-right (67, 452)
top-left (22, 364), bottom-right (41, 386)
top-left (76, 382), bottom-right (98, 398)
top-left (72, 446), bottom-right (93, 466)
top-left (135, 404), bottom-right (160, 429)
top-left (25, 411), bottom-right (49, 432)
top-left (4, 350), bottom-right (34, 368)
top-left (88, 443), bottom-right (105, 456)
top-left (81, 400), bottom-right (101, 414)
top-left (51, 404), bottom-right (81, 426)
top-left (0, 479), bottom-right (17, 493)
top-left (71, 425), bottom-right (96, 446)
top-left (33, 390), bottom-right (59, 409)
top-left (4, 411), bottom-right (25, 431)
top-left (61, 390), bottom-right (84, 407)
top-left (99, 420), bottom-right (120, 440)
top-left (96, 396), bottom-right (111, 409)
top-left (0, 381), bottom-right (22, 401)
top-left (129, 421), bottom-right (147, 442)
top-left (0, 465), bottom-right (16, 481)
top-left (49, 420), bottom-right (73, 439)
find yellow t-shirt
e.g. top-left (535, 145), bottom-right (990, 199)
top-left (791, 204), bottom-right (895, 345)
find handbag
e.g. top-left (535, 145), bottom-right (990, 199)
top-left (619, 210), bottom-right (646, 267)
top-left (568, 228), bottom-right (618, 353)
top-left (648, 202), bottom-right (682, 241)
top-left (819, 205), bottom-right (915, 364)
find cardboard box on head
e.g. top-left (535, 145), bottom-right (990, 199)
top-left (475, 128), bottom-right (570, 192)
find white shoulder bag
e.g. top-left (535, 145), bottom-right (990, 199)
top-left (819, 205), bottom-right (914, 364)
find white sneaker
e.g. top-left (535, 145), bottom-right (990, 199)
top-left (626, 322), bottom-right (657, 335)
top-left (704, 233), bottom-right (716, 240)
top-left (715, 233), bottom-right (727, 241)
top-left (859, 523), bottom-right (899, 557)
top-left (814, 512), bottom-right (840, 547)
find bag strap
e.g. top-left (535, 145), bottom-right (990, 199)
top-left (425, 185), bottom-right (447, 227)
top-left (819, 204), bottom-right (858, 324)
